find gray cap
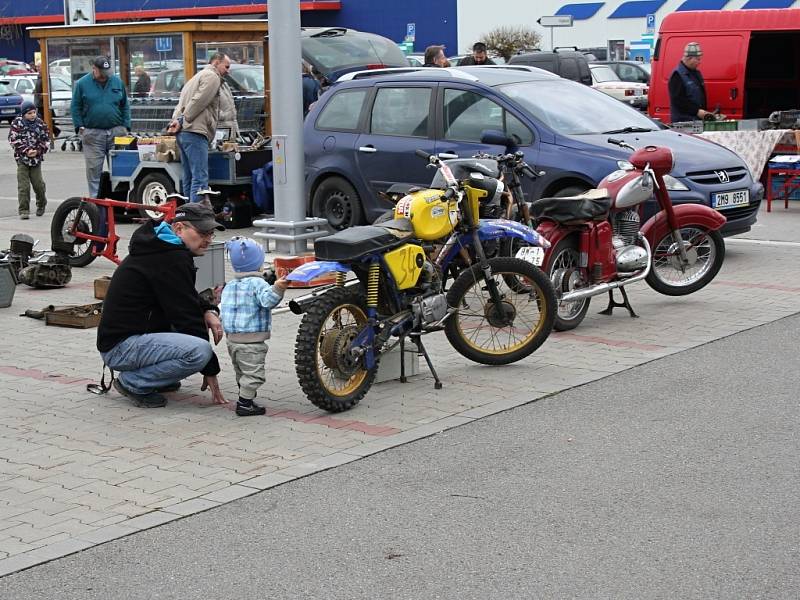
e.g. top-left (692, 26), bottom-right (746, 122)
top-left (684, 42), bottom-right (702, 57)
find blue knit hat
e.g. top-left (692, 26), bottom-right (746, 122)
top-left (226, 237), bottom-right (265, 273)
top-left (20, 101), bottom-right (36, 115)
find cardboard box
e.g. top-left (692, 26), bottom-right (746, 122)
top-left (274, 255), bottom-right (337, 288)
top-left (94, 276), bottom-right (112, 300)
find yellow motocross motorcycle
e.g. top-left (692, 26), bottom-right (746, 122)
top-left (286, 151), bottom-right (557, 412)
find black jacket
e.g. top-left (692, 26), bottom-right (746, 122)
top-left (668, 62), bottom-right (707, 122)
top-left (96, 221), bottom-right (220, 376)
top-left (458, 56), bottom-right (496, 66)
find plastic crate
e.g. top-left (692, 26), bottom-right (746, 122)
top-left (703, 120), bottom-right (738, 132)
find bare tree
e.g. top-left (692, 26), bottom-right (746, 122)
top-left (480, 26), bottom-right (542, 61)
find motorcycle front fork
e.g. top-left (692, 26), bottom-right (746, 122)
top-left (471, 229), bottom-right (507, 315)
top-left (670, 228), bottom-right (692, 271)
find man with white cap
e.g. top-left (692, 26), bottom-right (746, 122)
top-left (71, 56), bottom-right (131, 197)
top-left (668, 42), bottom-right (714, 123)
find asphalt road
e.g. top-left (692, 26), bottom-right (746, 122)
top-left (1, 312), bottom-right (797, 599)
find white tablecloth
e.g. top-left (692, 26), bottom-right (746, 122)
top-left (698, 129), bottom-right (800, 180)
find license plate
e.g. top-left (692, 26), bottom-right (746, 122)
top-left (712, 189), bottom-right (749, 210)
top-left (515, 246), bottom-right (545, 266)
top-left (0, 108), bottom-right (14, 114)
top-left (633, 89), bottom-right (642, 96)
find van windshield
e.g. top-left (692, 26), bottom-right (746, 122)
top-left (498, 80), bottom-right (659, 135)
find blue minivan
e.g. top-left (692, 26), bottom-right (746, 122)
top-left (303, 66), bottom-right (762, 235)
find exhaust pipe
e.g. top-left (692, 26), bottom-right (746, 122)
top-left (560, 236), bottom-right (652, 303)
top-left (274, 278), bottom-right (361, 315)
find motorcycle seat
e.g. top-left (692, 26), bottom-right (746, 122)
top-left (315, 224), bottom-right (413, 262)
top-left (531, 188), bottom-right (612, 224)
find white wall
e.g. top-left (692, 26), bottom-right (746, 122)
top-left (456, 0), bottom-right (770, 53)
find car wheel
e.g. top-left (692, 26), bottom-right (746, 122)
top-left (313, 176), bottom-right (364, 230)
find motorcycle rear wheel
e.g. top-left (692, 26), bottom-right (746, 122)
top-left (445, 257), bottom-right (556, 365)
top-left (295, 286), bottom-right (377, 412)
top-left (545, 236), bottom-right (591, 331)
top-left (646, 227), bottom-right (725, 296)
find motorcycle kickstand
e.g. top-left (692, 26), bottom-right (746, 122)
top-left (598, 287), bottom-right (639, 318)
top-left (407, 332), bottom-right (443, 390)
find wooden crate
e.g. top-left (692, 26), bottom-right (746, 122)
top-left (94, 276), bottom-right (112, 300)
top-left (45, 303), bottom-right (103, 329)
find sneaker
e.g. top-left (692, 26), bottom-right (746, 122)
top-left (19, 213), bottom-right (29, 220)
top-left (155, 382), bottom-right (181, 393)
top-left (35, 207), bottom-right (46, 217)
top-left (113, 378), bottom-right (167, 408)
top-left (236, 400), bottom-right (266, 417)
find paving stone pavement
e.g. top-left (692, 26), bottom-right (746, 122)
top-left (0, 205), bottom-right (798, 576)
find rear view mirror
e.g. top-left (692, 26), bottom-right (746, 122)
top-left (480, 129), bottom-right (515, 148)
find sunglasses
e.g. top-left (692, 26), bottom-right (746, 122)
top-left (186, 223), bottom-right (216, 239)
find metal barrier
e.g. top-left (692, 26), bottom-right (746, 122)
top-left (129, 95), bottom-right (267, 136)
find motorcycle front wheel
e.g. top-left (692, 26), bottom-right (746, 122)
top-left (445, 257), bottom-right (556, 365)
top-left (646, 227), bottom-right (725, 296)
top-left (295, 286), bottom-right (377, 412)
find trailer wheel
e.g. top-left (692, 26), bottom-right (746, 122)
top-left (135, 172), bottom-right (177, 219)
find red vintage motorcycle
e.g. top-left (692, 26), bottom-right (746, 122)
top-left (528, 138), bottom-right (727, 330)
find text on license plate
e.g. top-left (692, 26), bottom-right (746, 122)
top-left (0, 108), bottom-right (15, 114)
top-left (712, 189), bottom-right (749, 210)
top-left (515, 246), bottom-right (545, 266)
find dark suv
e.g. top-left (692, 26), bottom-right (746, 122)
top-left (507, 48), bottom-right (591, 85)
top-left (303, 66), bottom-right (762, 235)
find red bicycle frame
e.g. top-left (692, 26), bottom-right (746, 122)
top-left (67, 196), bottom-right (178, 265)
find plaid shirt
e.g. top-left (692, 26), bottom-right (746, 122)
top-left (220, 276), bottom-right (283, 335)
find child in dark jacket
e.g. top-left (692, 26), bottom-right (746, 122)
top-left (8, 101), bottom-right (49, 219)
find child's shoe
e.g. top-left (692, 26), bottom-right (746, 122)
top-left (35, 206), bottom-right (46, 217)
top-left (19, 212), bottom-right (29, 220)
top-left (236, 397), bottom-right (266, 417)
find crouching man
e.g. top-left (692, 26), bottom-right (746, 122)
top-left (97, 203), bottom-right (228, 408)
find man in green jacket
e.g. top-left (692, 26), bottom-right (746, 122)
top-left (167, 53), bottom-right (230, 203)
top-left (71, 56), bottom-right (131, 197)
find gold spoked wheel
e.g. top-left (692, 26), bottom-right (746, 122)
top-left (295, 286), bottom-right (377, 412)
top-left (445, 257), bottom-right (556, 365)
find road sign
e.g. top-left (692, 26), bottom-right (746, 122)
top-left (537, 15), bottom-right (574, 27)
top-left (646, 13), bottom-right (656, 34)
top-left (406, 23), bottom-right (416, 42)
top-left (155, 37), bottom-right (172, 53)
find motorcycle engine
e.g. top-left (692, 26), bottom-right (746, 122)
top-left (612, 209), bottom-right (640, 245)
top-left (411, 293), bottom-right (448, 326)
top-left (612, 209), bottom-right (647, 273)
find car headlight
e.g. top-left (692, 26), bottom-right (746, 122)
top-left (617, 160), bottom-right (633, 171)
top-left (663, 174), bottom-right (689, 191)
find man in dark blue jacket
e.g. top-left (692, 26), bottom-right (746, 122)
top-left (71, 56), bottom-right (131, 197)
top-left (668, 42), bottom-right (711, 123)
top-left (97, 203), bottom-right (227, 408)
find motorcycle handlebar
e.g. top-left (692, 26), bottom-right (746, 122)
top-left (415, 149), bottom-right (431, 160)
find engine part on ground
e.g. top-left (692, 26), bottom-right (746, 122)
top-left (0, 234), bottom-right (39, 282)
top-left (10, 233), bottom-right (35, 257)
top-left (17, 251), bottom-right (73, 288)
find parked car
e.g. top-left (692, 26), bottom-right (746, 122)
top-left (580, 46), bottom-right (608, 61)
top-left (304, 66), bottom-right (761, 235)
top-left (0, 60), bottom-right (33, 76)
top-left (301, 27), bottom-right (409, 84)
top-left (0, 81), bottom-right (24, 122)
top-left (0, 74), bottom-right (72, 117)
top-left (594, 60), bottom-right (650, 84)
top-left (151, 64), bottom-right (265, 96)
top-left (507, 48), bottom-right (591, 85)
top-left (589, 64), bottom-right (648, 110)
top-left (406, 53), bottom-right (426, 67)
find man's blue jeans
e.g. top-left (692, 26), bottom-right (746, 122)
top-left (100, 333), bottom-right (213, 395)
top-left (81, 126), bottom-right (128, 197)
top-left (177, 131), bottom-right (209, 203)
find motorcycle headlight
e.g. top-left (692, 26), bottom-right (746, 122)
top-left (617, 160), bottom-right (634, 171)
top-left (663, 174), bottom-right (689, 191)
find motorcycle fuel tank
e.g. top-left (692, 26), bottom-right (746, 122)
top-left (394, 190), bottom-right (458, 241)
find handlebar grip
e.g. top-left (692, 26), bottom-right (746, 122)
top-left (415, 149), bottom-right (431, 159)
top-left (522, 165), bottom-right (538, 178)
top-left (443, 188), bottom-right (456, 200)
top-left (607, 137), bottom-right (623, 146)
